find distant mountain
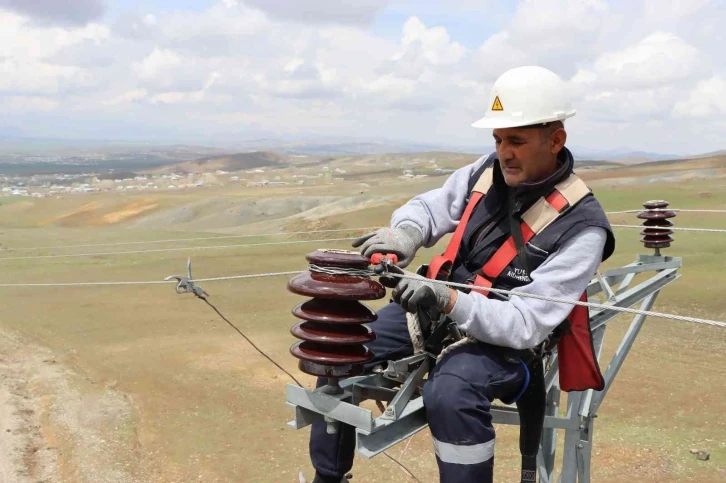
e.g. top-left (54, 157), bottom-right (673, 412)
top-left (221, 136), bottom-right (469, 156)
top-left (150, 151), bottom-right (284, 174)
top-left (682, 149), bottom-right (726, 160)
top-left (570, 146), bottom-right (680, 164)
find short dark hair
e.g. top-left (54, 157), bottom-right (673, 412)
top-left (521, 120), bottom-right (564, 144)
top-left (521, 120), bottom-right (564, 131)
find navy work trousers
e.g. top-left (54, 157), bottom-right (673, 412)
top-left (309, 302), bottom-right (526, 482)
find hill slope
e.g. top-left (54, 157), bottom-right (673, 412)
top-left (149, 151), bottom-right (284, 174)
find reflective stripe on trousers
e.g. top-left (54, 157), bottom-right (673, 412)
top-left (433, 437), bottom-right (495, 465)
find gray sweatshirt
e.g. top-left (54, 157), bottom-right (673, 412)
top-left (390, 154), bottom-right (607, 350)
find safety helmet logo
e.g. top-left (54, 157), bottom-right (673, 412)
top-left (491, 96), bottom-right (504, 111)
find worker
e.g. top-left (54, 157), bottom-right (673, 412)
top-left (302, 65), bottom-right (615, 483)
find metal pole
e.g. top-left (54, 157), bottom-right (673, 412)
top-left (559, 391), bottom-right (584, 483)
top-left (590, 292), bottom-right (660, 416)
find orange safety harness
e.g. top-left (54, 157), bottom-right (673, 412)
top-left (426, 167), bottom-right (604, 392)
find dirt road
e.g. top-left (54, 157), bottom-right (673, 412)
top-left (0, 327), bottom-right (144, 483)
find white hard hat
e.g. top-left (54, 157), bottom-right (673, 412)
top-left (471, 66), bottom-right (576, 129)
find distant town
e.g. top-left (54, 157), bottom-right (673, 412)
top-left (0, 151), bottom-right (456, 199)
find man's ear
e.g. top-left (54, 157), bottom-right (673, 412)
top-left (550, 128), bottom-right (567, 155)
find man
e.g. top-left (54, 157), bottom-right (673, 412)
top-left (304, 66), bottom-right (615, 483)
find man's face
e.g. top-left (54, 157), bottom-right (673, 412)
top-left (493, 127), bottom-right (560, 186)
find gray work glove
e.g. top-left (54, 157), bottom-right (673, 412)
top-left (375, 264), bottom-right (451, 314)
top-left (351, 225), bottom-right (424, 268)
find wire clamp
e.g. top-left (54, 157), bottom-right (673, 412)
top-left (164, 257), bottom-right (208, 299)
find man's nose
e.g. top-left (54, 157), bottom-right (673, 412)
top-left (498, 142), bottom-right (515, 161)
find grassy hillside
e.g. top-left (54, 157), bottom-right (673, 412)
top-left (0, 157), bottom-right (724, 482)
top-left (149, 151), bottom-right (285, 174)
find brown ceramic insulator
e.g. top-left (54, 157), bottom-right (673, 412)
top-left (638, 200), bottom-right (675, 250)
top-left (292, 299), bottom-right (378, 325)
top-left (287, 271), bottom-right (386, 300)
top-left (288, 249), bottom-right (383, 380)
top-left (291, 321), bottom-right (376, 345)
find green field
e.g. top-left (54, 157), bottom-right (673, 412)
top-left (0, 159), bottom-right (724, 482)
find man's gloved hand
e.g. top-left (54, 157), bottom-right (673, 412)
top-left (394, 275), bottom-right (452, 314)
top-left (375, 264), bottom-right (451, 314)
top-left (351, 225), bottom-right (424, 268)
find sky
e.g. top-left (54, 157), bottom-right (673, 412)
top-left (0, 0), bottom-right (724, 155)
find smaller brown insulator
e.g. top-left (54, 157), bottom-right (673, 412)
top-left (637, 200), bottom-right (676, 250)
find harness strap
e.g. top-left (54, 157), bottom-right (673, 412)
top-left (426, 167), bottom-right (494, 280)
top-left (472, 174), bottom-right (590, 293)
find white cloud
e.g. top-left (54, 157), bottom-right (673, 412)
top-left (585, 32), bottom-right (707, 88)
top-left (0, 11), bottom-right (109, 59)
top-left (242, 0), bottom-right (387, 25)
top-left (143, 14), bottom-right (157, 27)
top-left (399, 17), bottom-right (465, 67)
top-left (133, 48), bottom-right (183, 83)
top-left (0, 0), bottom-right (723, 154)
top-left (477, 0), bottom-right (610, 78)
top-left (0, 57), bottom-right (93, 95)
top-left (672, 76), bottom-right (726, 118)
top-left (4, 95), bottom-right (60, 111)
top-left (0, 0), bottom-right (105, 27)
top-left (103, 89), bottom-right (149, 106)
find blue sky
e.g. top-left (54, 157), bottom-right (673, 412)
top-left (0, 0), bottom-right (724, 155)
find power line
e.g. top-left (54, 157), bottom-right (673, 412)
top-left (187, 281), bottom-right (421, 483)
top-left (0, 266), bottom-right (723, 329)
top-left (9, 227), bottom-right (376, 251)
top-left (6, 224), bottom-right (726, 262)
top-left (4, 206), bottom-right (723, 252)
top-left (382, 451), bottom-right (422, 482)
top-left (198, 296), bottom-right (305, 387)
top-left (0, 270), bottom-right (305, 287)
top-left (609, 209), bottom-right (726, 214)
top-left (0, 237), bottom-right (358, 261)
top-left (610, 224), bottom-right (726, 233)
top-left (382, 271), bottom-right (726, 329)
top-left (2, 206), bottom-right (723, 253)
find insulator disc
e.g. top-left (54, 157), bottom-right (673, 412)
top-left (305, 249), bottom-right (371, 270)
top-left (290, 341), bottom-right (374, 365)
top-left (287, 271), bottom-right (385, 300)
top-left (641, 229), bottom-right (674, 236)
top-left (297, 360), bottom-right (364, 378)
top-left (643, 200), bottom-right (669, 209)
top-left (642, 234), bottom-right (674, 242)
top-left (292, 299), bottom-right (377, 324)
top-left (637, 210), bottom-right (677, 220)
top-left (643, 240), bottom-right (672, 248)
top-left (642, 219), bottom-right (674, 227)
top-left (291, 321), bottom-right (376, 345)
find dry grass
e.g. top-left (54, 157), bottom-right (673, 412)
top-left (0, 157), bottom-right (724, 482)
